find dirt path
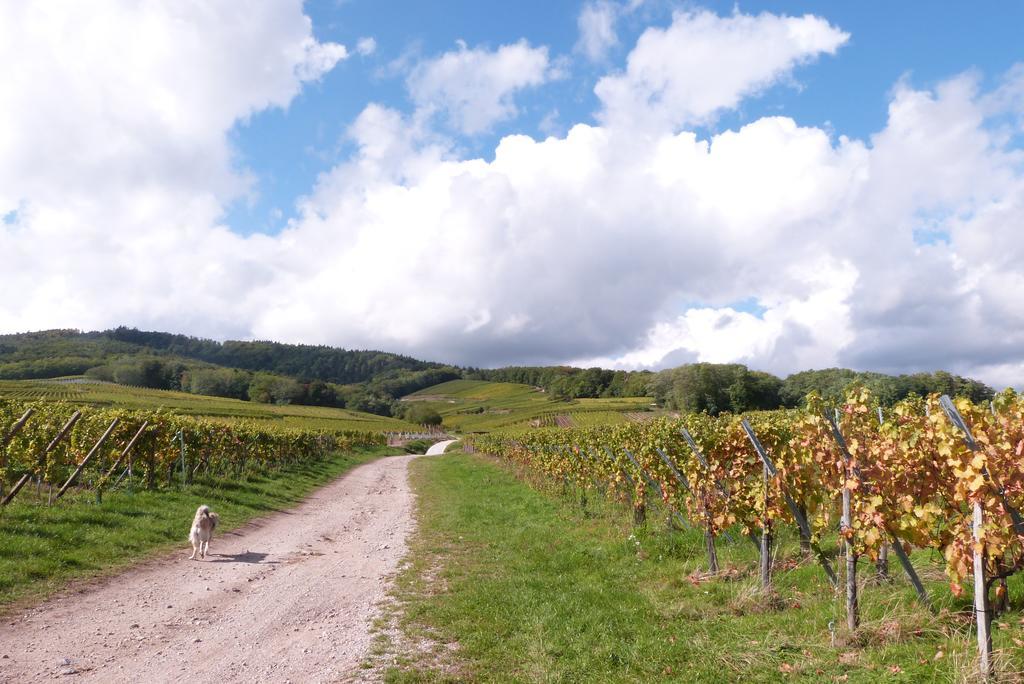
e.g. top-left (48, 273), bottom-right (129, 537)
top-left (0, 450), bottom-right (444, 683)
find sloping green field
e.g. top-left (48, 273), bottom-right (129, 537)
top-left (0, 378), bottom-right (418, 432)
top-left (403, 380), bottom-right (654, 432)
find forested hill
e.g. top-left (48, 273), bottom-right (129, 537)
top-left (103, 327), bottom-right (438, 383)
top-left (0, 329), bottom-right (998, 420)
top-left (0, 328), bottom-right (441, 384)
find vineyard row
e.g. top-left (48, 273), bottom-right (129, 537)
top-left (469, 388), bottom-right (1024, 677)
top-left (0, 399), bottom-right (384, 504)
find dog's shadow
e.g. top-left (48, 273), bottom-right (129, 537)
top-left (208, 551), bottom-right (274, 564)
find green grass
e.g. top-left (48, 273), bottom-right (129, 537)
top-left (384, 454), bottom-right (1024, 682)
top-left (0, 377), bottom-right (419, 432)
top-left (402, 380), bottom-right (653, 433)
top-left (0, 445), bottom-right (402, 609)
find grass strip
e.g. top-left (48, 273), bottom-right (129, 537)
top-left (386, 454), bottom-right (1024, 683)
top-left (0, 445), bottom-right (402, 609)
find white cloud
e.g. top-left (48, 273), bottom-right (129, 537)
top-left (254, 113), bottom-right (872, 371)
top-left (574, 0), bottom-right (648, 63)
top-left (574, 258), bottom-right (858, 373)
top-left (2, 5), bottom-right (1024, 391)
top-left (595, 9), bottom-right (849, 130)
top-left (0, 0), bottom-right (347, 337)
top-left (356, 37), bottom-right (377, 57)
top-left (295, 39), bottom-right (349, 80)
top-left (576, 1), bottom-right (619, 62)
top-left (407, 40), bottom-right (556, 135)
top-left (258, 60), bottom-right (1024, 388)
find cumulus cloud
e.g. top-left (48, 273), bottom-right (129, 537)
top-left (574, 258), bottom-right (858, 373)
top-left (261, 53), bottom-right (1024, 386)
top-left (595, 9), bottom-right (849, 130)
top-left (254, 112), bottom-right (872, 369)
top-left (2, 4), bottom-right (1024, 390)
top-left (0, 0), bottom-right (348, 337)
top-left (406, 40), bottom-right (557, 135)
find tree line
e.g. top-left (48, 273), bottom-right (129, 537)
top-left (468, 363), bottom-right (994, 413)
top-left (0, 329), bottom-right (997, 418)
top-left (81, 355), bottom-right (461, 416)
top-left (648, 364), bottom-right (994, 415)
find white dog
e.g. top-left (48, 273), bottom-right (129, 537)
top-left (188, 504), bottom-right (220, 560)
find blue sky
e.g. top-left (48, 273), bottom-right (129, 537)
top-left (2, 1), bottom-right (1023, 386)
top-left (226, 1), bottom-right (1024, 236)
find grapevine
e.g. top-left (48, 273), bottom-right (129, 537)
top-left (471, 387), bottom-right (1024, 600)
top-left (0, 398), bottom-right (385, 500)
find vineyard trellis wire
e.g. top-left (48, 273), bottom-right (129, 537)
top-left (469, 386), bottom-right (1024, 679)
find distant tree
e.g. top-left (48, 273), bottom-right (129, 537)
top-left (186, 367), bottom-right (251, 399)
top-left (84, 364), bottom-right (114, 382)
top-left (339, 387), bottom-right (395, 416)
top-left (404, 404), bottom-right (443, 426)
top-left (780, 368), bottom-right (858, 407)
top-left (247, 373), bottom-right (275, 403)
top-left (781, 368), bottom-right (995, 408)
top-left (650, 363), bottom-right (783, 415)
top-left (305, 380), bottom-right (338, 407)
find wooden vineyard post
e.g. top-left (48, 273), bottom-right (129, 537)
top-left (624, 449), bottom-right (669, 500)
top-left (876, 542), bottom-right (890, 580)
top-left (942, 394), bottom-right (1024, 625)
top-left (973, 501), bottom-right (993, 679)
top-left (128, 432), bottom-right (136, 489)
top-left (170, 429), bottom-right (187, 487)
top-left (842, 480), bottom-right (859, 631)
top-left (1, 408), bottom-right (34, 450)
top-left (938, 395), bottom-right (1009, 679)
top-left (679, 429), bottom-right (761, 552)
top-left (2, 411), bottom-right (81, 507)
top-left (633, 498), bottom-right (646, 525)
top-left (824, 412), bottom-right (931, 607)
top-left (55, 418), bottom-right (119, 500)
top-left (797, 503), bottom-right (812, 555)
top-left (654, 447), bottom-right (692, 498)
top-left (1, 408), bottom-right (34, 499)
top-left (939, 395), bottom-right (1024, 537)
top-left (704, 528), bottom-right (719, 573)
top-left (653, 449), bottom-right (698, 533)
top-left (654, 447), bottom-right (716, 571)
top-left (102, 421), bottom-right (148, 485)
top-left (988, 402), bottom-right (1011, 614)
top-left (191, 451), bottom-right (211, 479)
top-left (623, 448), bottom-right (655, 525)
top-left (760, 462), bottom-right (772, 589)
top-left (874, 407), bottom-right (890, 582)
top-left (741, 419), bottom-right (838, 588)
top-left (623, 448), bottom-right (690, 531)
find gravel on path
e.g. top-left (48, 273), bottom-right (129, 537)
top-left (0, 453), bottom-right (425, 683)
